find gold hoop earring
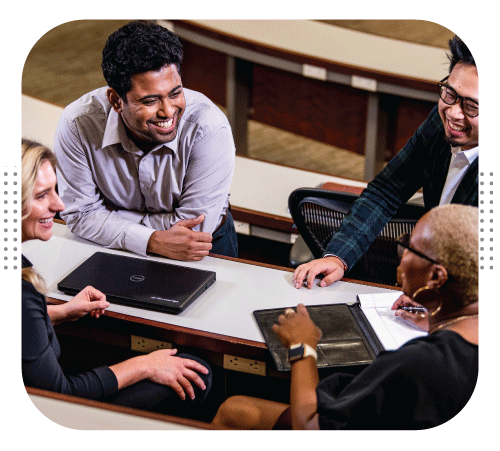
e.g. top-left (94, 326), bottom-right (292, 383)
top-left (412, 286), bottom-right (442, 317)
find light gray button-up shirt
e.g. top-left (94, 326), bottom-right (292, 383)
top-left (54, 87), bottom-right (235, 256)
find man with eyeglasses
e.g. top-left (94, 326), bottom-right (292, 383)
top-left (293, 35), bottom-right (478, 290)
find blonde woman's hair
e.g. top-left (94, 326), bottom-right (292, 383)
top-left (21, 139), bottom-right (57, 294)
top-left (424, 204), bottom-right (478, 306)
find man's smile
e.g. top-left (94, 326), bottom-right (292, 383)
top-left (150, 115), bottom-right (176, 133)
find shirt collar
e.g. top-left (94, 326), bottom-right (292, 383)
top-left (102, 108), bottom-right (180, 156)
top-left (451, 145), bottom-right (478, 164)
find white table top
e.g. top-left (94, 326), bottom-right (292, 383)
top-left (231, 157), bottom-right (367, 219)
top-left (23, 223), bottom-right (396, 344)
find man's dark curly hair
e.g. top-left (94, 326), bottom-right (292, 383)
top-left (448, 35), bottom-right (475, 73)
top-left (101, 21), bottom-right (183, 99)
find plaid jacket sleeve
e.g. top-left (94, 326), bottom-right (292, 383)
top-left (323, 105), bottom-right (447, 269)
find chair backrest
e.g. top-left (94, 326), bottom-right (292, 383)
top-left (288, 188), bottom-right (426, 285)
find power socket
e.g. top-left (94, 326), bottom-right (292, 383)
top-left (131, 335), bottom-right (172, 353)
top-left (223, 355), bottom-right (266, 376)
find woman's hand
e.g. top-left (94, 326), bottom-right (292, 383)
top-left (65, 286), bottom-right (109, 320)
top-left (391, 294), bottom-right (429, 331)
top-left (144, 349), bottom-right (209, 400)
top-left (48, 286), bottom-right (109, 325)
top-left (272, 304), bottom-right (322, 348)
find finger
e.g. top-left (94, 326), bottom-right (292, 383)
top-left (178, 214), bottom-right (205, 229)
top-left (188, 252), bottom-right (211, 261)
top-left (272, 324), bottom-right (289, 347)
top-left (292, 264), bottom-right (310, 288)
top-left (182, 359), bottom-right (210, 375)
top-left (306, 267), bottom-right (322, 289)
top-left (391, 295), bottom-right (407, 310)
top-left (91, 300), bottom-right (110, 311)
top-left (277, 314), bottom-right (287, 325)
top-left (193, 232), bottom-right (213, 243)
top-left (192, 241), bottom-right (213, 251)
top-left (170, 379), bottom-right (187, 400)
top-left (186, 242), bottom-right (212, 255)
top-left (296, 303), bottom-right (309, 317)
top-left (395, 309), bottom-right (423, 322)
top-left (183, 368), bottom-right (207, 391)
top-left (319, 269), bottom-right (342, 287)
top-left (85, 286), bottom-right (106, 301)
top-left (178, 375), bottom-right (196, 400)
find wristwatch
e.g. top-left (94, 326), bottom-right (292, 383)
top-left (288, 343), bottom-right (318, 362)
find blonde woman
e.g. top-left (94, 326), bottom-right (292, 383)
top-left (22, 139), bottom-right (212, 415)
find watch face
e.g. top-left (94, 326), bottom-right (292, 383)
top-left (288, 344), bottom-right (304, 361)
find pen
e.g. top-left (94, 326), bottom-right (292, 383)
top-left (398, 306), bottom-right (427, 313)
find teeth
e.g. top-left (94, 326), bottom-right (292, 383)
top-left (449, 122), bottom-right (465, 132)
top-left (156, 118), bottom-right (173, 128)
top-left (39, 218), bottom-right (53, 224)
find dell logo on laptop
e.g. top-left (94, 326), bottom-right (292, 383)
top-left (130, 275), bottom-right (145, 282)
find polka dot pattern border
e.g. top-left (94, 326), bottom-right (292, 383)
top-left (479, 171), bottom-right (493, 271)
top-left (1, 167), bottom-right (20, 271)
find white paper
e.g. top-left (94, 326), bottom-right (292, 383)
top-left (357, 292), bottom-right (427, 351)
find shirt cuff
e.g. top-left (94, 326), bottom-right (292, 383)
top-left (322, 254), bottom-right (348, 271)
top-left (93, 366), bottom-right (119, 398)
top-left (123, 223), bottom-right (155, 257)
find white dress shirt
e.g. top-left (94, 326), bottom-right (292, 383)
top-left (54, 87), bottom-right (235, 256)
top-left (439, 145), bottom-right (479, 205)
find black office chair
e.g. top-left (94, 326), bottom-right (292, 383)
top-left (288, 187), bottom-right (426, 285)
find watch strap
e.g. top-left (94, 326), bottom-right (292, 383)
top-left (288, 343), bottom-right (318, 362)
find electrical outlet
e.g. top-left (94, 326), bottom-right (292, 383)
top-left (234, 220), bottom-right (250, 236)
top-left (223, 355), bottom-right (266, 376)
top-left (351, 75), bottom-right (377, 92)
top-left (131, 335), bottom-right (172, 353)
top-left (302, 63), bottom-right (327, 81)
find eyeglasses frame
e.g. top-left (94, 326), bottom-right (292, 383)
top-left (397, 234), bottom-right (440, 265)
top-left (397, 233), bottom-right (455, 282)
top-left (438, 76), bottom-right (478, 118)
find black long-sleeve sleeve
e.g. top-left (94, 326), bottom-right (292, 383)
top-left (21, 265), bottom-right (118, 399)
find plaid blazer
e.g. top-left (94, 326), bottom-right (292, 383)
top-left (324, 105), bottom-right (478, 269)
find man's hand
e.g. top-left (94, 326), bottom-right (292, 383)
top-left (147, 214), bottom-right (213, 261)
top-left (145, 349), bottom-right (209, 400)
top-left (48, 286), bottom-right (109, 325)
top-left (391, 294), bottom-right (429, 331)
top-left (272, 304), bottom-right (322, 349)
top-left (292, 257), bottom-right (345, 289)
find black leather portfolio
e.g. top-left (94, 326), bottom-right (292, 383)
top-left (253, 303), bottom-right (384, 371)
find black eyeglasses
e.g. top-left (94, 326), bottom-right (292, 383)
top-left (396, 234), bottom-right (441, 265)
top-left (438, 77), bottom-right (478, 118)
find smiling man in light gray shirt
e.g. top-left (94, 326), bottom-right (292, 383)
top-left (54, 21), bottom-right (238, 261)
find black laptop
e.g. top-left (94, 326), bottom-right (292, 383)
top-left (57, 252), bottom-right (216, 314)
